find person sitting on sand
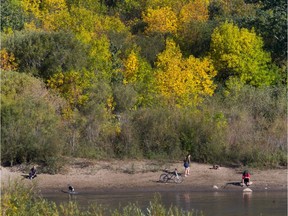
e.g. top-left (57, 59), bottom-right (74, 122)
top-left (29, 166), bottom-right (37, 180)
top-left (241, 170), bottom-right (251, 187)
top-left (68, 184), bottom-right (75, 192)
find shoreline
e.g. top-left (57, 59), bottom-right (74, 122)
top-left (1, 159), bottom-right (287, 194)
top-left (39, 185), bottom-right (287, 195)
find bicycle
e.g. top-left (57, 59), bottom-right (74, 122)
top-left (159, 169), bottom-right (184, 184)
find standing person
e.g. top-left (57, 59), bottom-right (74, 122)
top-left (184, 154), bottom-right (191, 177)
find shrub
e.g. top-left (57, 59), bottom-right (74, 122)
top-left (1, 71), bottom-right (67, 172)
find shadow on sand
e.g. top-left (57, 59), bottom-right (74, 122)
top-left (21, 174), bottom-right (37, 180)
top-left (223, 181), bottom-right (242, 188)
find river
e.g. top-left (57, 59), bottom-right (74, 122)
top-left (43, 190), bottom-right (287, 216)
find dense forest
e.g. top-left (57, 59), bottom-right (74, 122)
top-left (1, 0), bottom-right (287, 173)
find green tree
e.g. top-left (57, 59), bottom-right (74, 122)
top-left (1, 0), bottom-right (27, 32)
top-left (1, 71), bottom-right (66, 171)
top-left (2, 30), bottom-right (87, 80)
top-left (208, 0), bottom-right (258, 21)
top-left (245, 0), bottom-right (287, 67)
top-left (210, 22), bottom-right (278, 86)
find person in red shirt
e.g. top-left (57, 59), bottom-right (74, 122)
top-left (241, 170), bottom-right (251, 187)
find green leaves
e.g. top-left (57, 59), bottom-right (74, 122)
top-left (2, 30), bottom-right (87, 79)
top-left (210, 22), bottom-right (278, 86)
top-left (1, 71), bottom-right (66, 168)
top-left (1, 0), bottom-right (27, 32)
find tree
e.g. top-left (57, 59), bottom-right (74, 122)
top-left (2, 30), bottom-right (87, 80)
top-left (177, 0), bottom-right (213, 57)
top-left (47, 70), bottom-right (95, 112)
top-left (66, 0), bottom-right (107, 14)
top-left (208, 0), bottom-right (258, 21)
top-left (142, 6), bottom-right (178, 35)
top-left (1, 0), bottom-right (27, 32)
top-left (179, 0), bottom-right (209, 24)
top-left (21, 0), bottom-right (69, 31)
top-left (245, 0), bottom-right (287, 67)
top-left (1, 71), bottom-right (66, 171)
top-left (210, 22), bottom-right (278, 86)
top-left (120, 49), bottom-right (156, 108)
top-left (155, 38), bottom-right (217, 106)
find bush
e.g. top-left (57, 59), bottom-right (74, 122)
top-left (204, 84), bottom-right (287, 167)
top-left (1, 71), bottom-right (67, 172)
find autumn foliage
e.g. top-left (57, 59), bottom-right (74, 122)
top-left (1, 0), bottom-right (286, 170)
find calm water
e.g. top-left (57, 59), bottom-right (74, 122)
top-left (43, 190), bottom-right (287, 216)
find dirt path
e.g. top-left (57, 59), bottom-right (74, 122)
top-left (1, 159), bottom-right (287, 193)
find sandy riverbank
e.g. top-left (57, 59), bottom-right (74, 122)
top-left (1, 159), bottom-right (287, 193)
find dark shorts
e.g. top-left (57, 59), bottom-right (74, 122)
top-left (184, 162), bottom-right (189, 168)
top-left (244, 178), bottom-right (250, 184)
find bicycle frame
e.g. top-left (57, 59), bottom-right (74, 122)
top-left (159, 170), bottom-right (183, 184)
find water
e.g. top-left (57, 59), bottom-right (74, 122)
top-left (43, 190), bottom-right (287, 216)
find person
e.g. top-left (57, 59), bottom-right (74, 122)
top-left (183, 154), bottom-right (191, 177)
top-left (29, 166), bottom-right (37, 180)
top-left (241, 170), bottom-right (251, 187)
top-left (68, 184), bottom-right (75, 192)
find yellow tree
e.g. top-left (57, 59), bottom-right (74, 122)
top-left (21, 0), bottom-right (69, 31)
top-left (121, 49), bottom-right (156, 107)
top-left (146, 0), bottom-right (187, 12)
top-left (155, 39), bottom-right (217, 106)
top-left (47, 70), bottom-right (95, 115)
top-left (142, 6), bottom-right (178, 35)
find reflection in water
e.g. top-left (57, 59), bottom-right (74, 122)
top-left (242, 192), bottom-right (252, 206)
top-left (182, 193), bottom-right (191, 209)
top-left (242, 192), bottom-right (252, 216)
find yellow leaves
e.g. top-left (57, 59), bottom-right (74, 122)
top-left (47, 71), bottom-right (94, 110)
top-left (143, 7), bottom-right (178, 34)
top-left (179, 0), bottom-right (209, 24)
top-left (106, 96), bottom-right (115, 111)
top-left (0, 49), bottom-right (18, 71)
top-left (185, 56), bottom-right (217, 96)
top-left (21, 0), bottom-right (68, 31)
top-left (21, 0), bottom-right (42, 18)
top-left (42, 0), bottom-right (67, 13)
top-left (143, 1), bottom-right (210, 37)
top-left (123, 50), bottom-right (139, 84)
top-left (156, 38), bottom-right (182, 70)
top-left (155, 39), bottom-right (217, 106)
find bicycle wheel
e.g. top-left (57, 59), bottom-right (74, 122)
top-left (159, 174), bottom-right (169, 183)
top-left (173, 175), bottom-right (183, 184)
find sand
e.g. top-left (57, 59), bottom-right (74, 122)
top-left (1, 158), bottom-right (287, 194)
